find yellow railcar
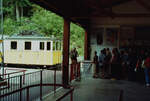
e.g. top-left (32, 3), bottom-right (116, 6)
top-left (3, 34), bottom-right (62, 67)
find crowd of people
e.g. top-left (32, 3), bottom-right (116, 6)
top-left (93, 47), bottom-right (150, 87)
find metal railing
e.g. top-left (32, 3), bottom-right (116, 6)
top-left (0, 69), bottom-right (26, 91)
top-left (0, 68), bottom-right (74, 101)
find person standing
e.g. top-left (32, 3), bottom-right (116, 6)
top-left (99, 50), bottom-right (105, 77)
top-left (93, 51), bottom-right (98, 78)
top-left (70, 48), bottom-right (78, 64)
top-left (105, 48), bottom-right (112, 77)
top-left (111, 48), bottom-right (120, 79)
top-left (143, 53), bottom-right (150, 87)
top-left (70, 48), bottom-right (79, 80)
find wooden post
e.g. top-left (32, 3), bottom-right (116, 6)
top-left (62, 18), bottom-right (70, 87)
top-left (84, 30), bottom-right (88, 60)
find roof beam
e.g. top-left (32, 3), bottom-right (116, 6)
top-left (71, 13), bottom-right (150, 19)
top-left (136, 0), bottom-right (150, 12)
top-left (86, 0), bottom-right (114, 17)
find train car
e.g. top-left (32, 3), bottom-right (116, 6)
top-left (3, 32), bottom-right (62, 67)
top-left (0, 35), bottom-right (8, 64)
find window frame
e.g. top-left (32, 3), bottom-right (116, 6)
top-left (25, 41), bottom-right (31, 50)
top-left (11, 41), bottom-right (17, 50)
top-left (40, 42), bottom-right (45, 50)
top-left (53, 41), bottom-right (56, 51)
top-left (47, 41), bottom-right (51, 51)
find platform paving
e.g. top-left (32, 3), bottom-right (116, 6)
top-left (60, 77), bottom-right (150, 101)
top-left (60, 63), bottom-right (150, 101)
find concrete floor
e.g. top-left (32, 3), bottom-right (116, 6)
top-left (67, 78), bottom-right (150, 101)
top-left (61, 64), bottom-right (150, 101)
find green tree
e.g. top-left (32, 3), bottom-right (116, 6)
top-left (70, 23), bottom-right (84, 55)
top-left (6, 0), bottom-right (31, 21)
top-left (30, 4), bottom-right (63, 37)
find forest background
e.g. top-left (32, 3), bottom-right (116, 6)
top-left (2, 0), bottom-right (84, 55)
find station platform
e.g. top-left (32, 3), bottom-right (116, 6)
top-left (60, 77), bottom-right (150, 101)
top-left (61, 62), bottom-right (150, 101)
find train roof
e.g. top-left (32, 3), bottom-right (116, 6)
top-left (5, 36), bottom-right (61, 41)
top-left (4, 30), bottom-right (61, 41)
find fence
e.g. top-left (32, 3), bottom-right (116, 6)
top-left (0, 68), bottom-right (74, 101)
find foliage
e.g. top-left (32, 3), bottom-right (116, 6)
top-left (3, 0), bottom-right (31, 18)
top-left (70, 23), bottom-right (84, 55)
top-left (2, 2), bottom-right (84, 55)
top-left (3, 18), bottom-right (18, 35)
top-left (30, 4), bottom-right (63, 37)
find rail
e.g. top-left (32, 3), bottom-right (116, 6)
top-left (0, 83), bottom-right (74, 101)
top-left (3, 68), bottom-right (26, 78)
top-left (0, 68), bottom-right (74, 101)
top-left (0, 68), bottom-right (26, 90)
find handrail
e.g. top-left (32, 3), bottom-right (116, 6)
top-left (0, 68), bottom-right (26, 82)
top-left (1, 70), bottom-right (40, 79)
top-left (0, 68), bottom-right (74, 101)
top-left (2, 70), bottom-right (26, 76)
top-left (0, 83), bottom-right (74, 101)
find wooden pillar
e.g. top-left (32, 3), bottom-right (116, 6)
top-left (84, 30), bottom-right (88, 60)
top-left (62, 18), bottom-right (70, 87)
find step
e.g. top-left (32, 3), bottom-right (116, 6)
top-left (43, 87), bottom-right (74, 101)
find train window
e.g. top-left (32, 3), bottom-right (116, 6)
top-left (40, 42), bottom-right (44, 50)
top-left (56, 42), bottom-right (59, 50)
top-left (59, 43), bottom-right (61, 50)
top-left (47, 42), bottom-right (51, 50)
top-left (11, 41), bottom-right (17, 49)
top-left (53, 41), bottom-right (56, 50)
top-left (25, 42), bottom-right (31, 50)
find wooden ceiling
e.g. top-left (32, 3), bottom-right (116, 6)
top-left (30, 0), bottom-right (150, 29)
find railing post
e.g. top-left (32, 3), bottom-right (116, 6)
top-left (8, 74), bottom-right (10, 88)
top-left (54, 68), bottom-right (56, 94)
top-left (70, 91), bottom-right (73, 101)
top-left (40, 70), bottom-right (43, 100)
top-left (23, 71), bottom-right (25, 84)
top-left (4, 69), bottom-right (6, 79)
top-left (27, 87), bottom-right (29, 101)
top-left (20, 75), bottom-right (22, 101)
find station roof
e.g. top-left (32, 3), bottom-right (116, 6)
top-left (31, 0), bottom-right (150, 29)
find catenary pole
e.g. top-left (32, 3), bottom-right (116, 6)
top-left (0, 0), bottom-right (4, 76)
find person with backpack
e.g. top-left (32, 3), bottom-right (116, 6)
top-left (143, 53), bottom-right (150, 87)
